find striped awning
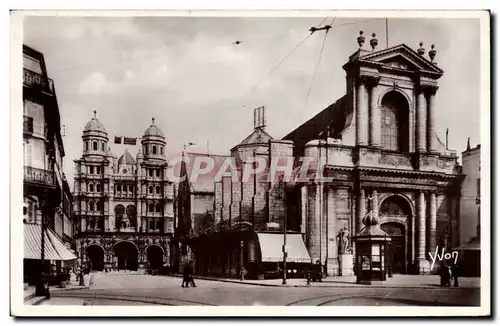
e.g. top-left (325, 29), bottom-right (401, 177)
top-left (257, 232), bottom-right (311, 263)
top-left (24, 223), bottom-right (77, 261)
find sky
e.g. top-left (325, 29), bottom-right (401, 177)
top-left (22, 15), bottom-right (481, 188)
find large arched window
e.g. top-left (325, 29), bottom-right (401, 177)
top-left (380, 91), bottom-right (409, 152)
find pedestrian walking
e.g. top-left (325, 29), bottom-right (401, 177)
top-left (181, 260), bottom-right (197, 288)
top-left (452, 262), bottom-right (460, 287)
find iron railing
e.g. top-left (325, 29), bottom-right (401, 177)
top-left (23, 68), bottom-right (53, 94)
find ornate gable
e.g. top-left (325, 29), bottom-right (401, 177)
top-left (359, 44), bottom-right (443, 76)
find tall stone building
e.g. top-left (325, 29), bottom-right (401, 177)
top-left (23, 44), bottom-right (77, 286)
top-left (73, 115), bottom-right (175, 272)
top-left (284, 33), bottom-right (463, 275)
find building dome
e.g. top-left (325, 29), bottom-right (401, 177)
top-left (143, 118), bottom-right (164, 138)
top-left (84, 111), bottom-right (107, 134)
top-left (118, 149), bottom-right (136, 165)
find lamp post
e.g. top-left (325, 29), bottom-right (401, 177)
top-left (282, 178), bottom-right (287, 285)
top-left (79, 237), bottom-right (85, 286)
top-left (35, 198), bottom-right (48, 297)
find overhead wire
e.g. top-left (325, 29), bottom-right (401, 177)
top-left (303, 17), bottom-right (336, 111)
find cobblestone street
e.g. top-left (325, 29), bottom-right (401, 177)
top-left (44, 273), bottom-right (481, 306)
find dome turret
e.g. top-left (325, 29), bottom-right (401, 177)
top-left (143, 117), bottom-right (165, 138)
top-left (141, 117), bottom-right (166, 162)
top-left (82, 110), bottom-right (108, 158)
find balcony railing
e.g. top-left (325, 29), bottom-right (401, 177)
top-left (24, 166), bottom-right (55, 187)
top-left (23, 68), bottom-right (53, 94)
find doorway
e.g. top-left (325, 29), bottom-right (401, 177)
top-left (113, 241), bottom-right (139, 271)
top-left (381, 223), bottom-right (406, 274)
top-left (87, 245), bottom-right (104, 271)
top-left (146, 245), bottom-right (164, 270)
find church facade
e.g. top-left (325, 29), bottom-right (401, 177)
top-left (73, 114), bottom-right (175, 272)
top-left (284, 33), bottom-right (463, 275)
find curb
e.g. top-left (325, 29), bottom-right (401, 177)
top-left (170, 274), bottom-right (479, 289)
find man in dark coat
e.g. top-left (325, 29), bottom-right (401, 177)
top-left (182, 261), bottom-right (196, 288)
top-left (452, 262), bottom-right (460, 287)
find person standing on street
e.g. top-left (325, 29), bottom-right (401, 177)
top-left (187, 261), bottom-right (197, 287)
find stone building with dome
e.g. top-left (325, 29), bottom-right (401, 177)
top-left (73, 113), bottom-right (175, 272)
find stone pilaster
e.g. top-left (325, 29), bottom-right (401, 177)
top-left (416, 88), bottom-right (427, 153)
top-left (427, 86), bottom-right (438, 153)
top-left (428, 191), bottom-right (437, 255)
top-left (300, 185), bottom-right (308, 235)
top-left (306, 184), bottom-right (320, 262)
top-left (326, 187), bottom-right (338, 276)
top-left (417, 191), bottom-right (429, 273)
top-left (356, 77), bottom-right (369, 146)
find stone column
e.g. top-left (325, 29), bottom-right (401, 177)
top-left (300, 185), bottom-right (308, 235)
top-left (356, 77), bottom-right (369, 146)
top-left (416, 87), bottom-right (427, 152)
top-left (326, 187), bottom-right (338, 276)
top-left (357, 188), bottom-right (366, 232)
top-left (368, 77), bottom-right (381, 147)
top-left (428, 192), bottom-right (437, 256)
top-left (417, 191), bottom-right (429, 272)
top-left (306, 184), bottom-right (320, 262)
top-left (372, 189), bottom-right (379, 218)
top-left (427, 86), bottom-right (438, 153)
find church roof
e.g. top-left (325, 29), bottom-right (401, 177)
top-left (234, 127), bottom-right (273, 149)
top-left (118, 149), bottom-right (136, 165)
top-left (283, 94), bottom-right (351, 155)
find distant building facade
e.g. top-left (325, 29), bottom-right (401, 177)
top-left (73, 116), bottom-right (175, 272)
top-left (23, 44), bottom-right (76, 284)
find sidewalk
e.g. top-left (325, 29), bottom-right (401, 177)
top-left (176, 274), bottom-right (481, 289)
top-left (24, 274), bottom-right (93, 305)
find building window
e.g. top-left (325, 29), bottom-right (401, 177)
top-left (477, 178), bottom-right (480, 197)
top-left (160, 147), bottom-right (163, 155)
top-left (90, 166), bottom-right (94, 174)
top-left (96, 167), bottom-right (100, 174)
top-left (101, 142), bottom-right (105, 151)
top-left (117, 185), bottom-right (121, 192)
top-left (149, 169), bottom-right (153, 177)
top-left (96, 184), bottom-right (101, 193)
top-left (93, 141), bottom-right (98, 150)
top-left (144, 146), bottom-right (148, 155)
top-left (89, 184), bottom-right (94, 192)
top-left (156, 203), bottom-right (161, 212)
top-left (149, 203), bottom-right (154, 212)
top-left (85, 141), bottom-right (89, 151)
top-left (149, 186), bottom-right (153, 194)
top-left (153, 145), bottom-right (157, 154)
top-left (149, 219), bottom-right (156, 230)
top-left (156, 186), bottom-right (160, 194)
top-left (89, 201), bottom-right (94, 211)
top-left (156, 169), bottom-right (161, 177)
top-left (129, 185), bottom-right (133, 193)
top-left (380, 91), bottom-right (409, 152)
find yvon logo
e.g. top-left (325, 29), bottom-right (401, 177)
top-left (428, 246), bottom-right (458, 270)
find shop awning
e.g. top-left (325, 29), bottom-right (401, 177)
top-left (24, 223), bottom-right (77, 261)
top-left (257, 232), bottom-right (311, 263)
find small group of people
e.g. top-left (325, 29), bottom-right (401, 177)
top-left (440, 263), bottom-right (459, 287)
top-left (307, 260), bottom-right (323, 283)
top-left (181, 260), bottom-right (197, 288)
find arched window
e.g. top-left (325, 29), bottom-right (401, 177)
top-left (156, 169), bottom-right (160, 177)
top-left (89, 219), bottom-right (95, 230)
top-left (160, 147), bottom-right (163, 155)
top-left (96, 184), bottom-right (100, 193)
top-left (149, 186), bottom-right (153, 194)
top-left (85, 141), bottom-right (89, 151)
top-left (93, 141), bottom-right (98, 150)
top-left (117, 185), bottom-right (121, 192)
top-left (89, 166), bottom-right (94, 174)
top-left (156, 203), bottom-right (161, 212)
top-left (156, 186), bottom-right (160, 194)
top-left (89, 184), bottom-right (94, 192)
top-left (380, 91), bottom-right (409, 152)
top-left (149, 203), bottom-right (154, 212)
top-left (149, 219), bottom-right (156, 230)
top-left (101, 142), bottom-right (105, 151)
top-left (153, 145), bottom-right (157, 154)
top-left (129, 185), bottom-right (133, 193)
top-left (89, 201), bottom-right (94, 211)
top-left (144, 146), bottom-right (148, 155)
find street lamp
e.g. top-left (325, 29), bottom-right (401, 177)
top-left (282, 178), bottom-right (287, 285)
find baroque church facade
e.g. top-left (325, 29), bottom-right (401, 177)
top-left (284, 33), bottom-right (463, 275)
top-left (73, 113), bottom-right (175, 272)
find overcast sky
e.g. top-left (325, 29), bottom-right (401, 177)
top-left (23, 15), bottom-right (481, 187)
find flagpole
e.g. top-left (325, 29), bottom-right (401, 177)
top-left (386, 18), bottom-right (389, 48)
